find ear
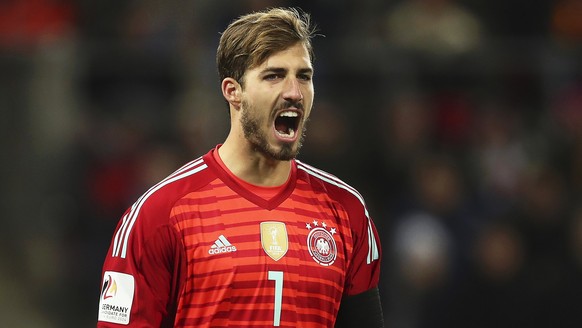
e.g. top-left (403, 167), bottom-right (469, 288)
top-left (221, 78), bottom-right (242, 109)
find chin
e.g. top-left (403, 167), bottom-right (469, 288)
top-left (262, 141), bottom-right (301, 161)
top-left (271, 145), bottom-right (298, 161)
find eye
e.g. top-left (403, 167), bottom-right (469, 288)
top-left (264, 74), bottom-right (283, 81)
top-left (298, 74), bottom-right (312, 82)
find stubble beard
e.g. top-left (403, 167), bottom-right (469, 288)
top-left (240, 99), bottom-right (307, 161)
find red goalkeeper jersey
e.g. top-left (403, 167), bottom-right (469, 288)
top-left (97, 146), bottom-right (381, 327)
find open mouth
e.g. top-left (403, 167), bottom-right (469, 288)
top-left (274, 110), bottom-right (301, 139)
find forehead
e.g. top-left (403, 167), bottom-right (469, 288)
top-left (252, 43), bottom-right (312, 72)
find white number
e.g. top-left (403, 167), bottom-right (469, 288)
top-left (268, 271), bottom-right (283, 326)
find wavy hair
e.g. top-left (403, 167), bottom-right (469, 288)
top-left (216, 7), bottom-right (316, 87)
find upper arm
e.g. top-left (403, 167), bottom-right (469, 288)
top-left (343, 195), bottom-right (382, 296)
top-left (335, 287), bottom-right (384, 328)
top-left (335, 188), bottom-right (384, 325)
top-left (97, 209), bottom-right (185, 327)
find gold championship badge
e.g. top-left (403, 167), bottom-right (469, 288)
top-left (260, 221), bottom-right (288, 261)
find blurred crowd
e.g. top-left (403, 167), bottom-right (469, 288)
top-left (1, 0), bottom-right (582, 327)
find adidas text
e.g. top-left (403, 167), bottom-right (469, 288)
top-left (208, 245), bottom-right (237, 255)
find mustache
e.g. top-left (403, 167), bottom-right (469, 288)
top-left (277, 100), bottom-right (303, 110)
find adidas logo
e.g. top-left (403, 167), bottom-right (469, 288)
top-left (208, 235), bottom-right (237, 255)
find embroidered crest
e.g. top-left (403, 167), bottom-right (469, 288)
top-left (306, 220), bottom-right (337, 266)
top-left (261, 221), bottom-right (288, 261)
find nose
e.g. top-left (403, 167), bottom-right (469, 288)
top-left (282, 78), bottom-right (303, 103)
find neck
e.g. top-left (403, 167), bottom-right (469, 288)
top-left (218, 135), bottom-right (292, 187)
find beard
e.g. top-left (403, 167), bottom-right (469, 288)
top-left (240, 99), bottom-right (307, 161)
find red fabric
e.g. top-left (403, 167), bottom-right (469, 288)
top-left (98, 147), bottom-right (381, 327)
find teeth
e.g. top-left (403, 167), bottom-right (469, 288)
top-left (275, 111), bottom-right (298, 139)
top-left (277, 128), bottom-right (296, 138)
top-left (279, 111), bottom-right (298, 117)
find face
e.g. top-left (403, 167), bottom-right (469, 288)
top-left (238, 42), bottom-right (314, 161)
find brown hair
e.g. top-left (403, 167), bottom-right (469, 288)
top-left (216, 7), bottom-right (316, 87)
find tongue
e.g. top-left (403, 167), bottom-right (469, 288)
top-left (275, 124), bottom-right (287, 134)
top-left (275, 121), bottom-right (289, 134)
top-left (277, 128), bottom-right (295, 138)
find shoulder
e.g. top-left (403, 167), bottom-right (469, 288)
top-left (144, 155), bottom-right (214, 206)
top-left (295, 160), bottom-right (368, 213)
top-left (110, 156), bottom-right (215, 259)
top-left (130, 156), bottom-right (215, 226)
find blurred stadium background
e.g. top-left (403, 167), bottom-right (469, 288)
top-left (1, 0), bottom-right (581, 327)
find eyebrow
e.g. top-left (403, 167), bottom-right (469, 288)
top-left (260, 67), bottom-right (314, 75)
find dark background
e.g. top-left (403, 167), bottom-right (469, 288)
top-left (1, 0), bottom-right (582, 327)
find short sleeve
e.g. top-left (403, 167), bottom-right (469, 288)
top-left (97, 208), bottom-right (185, 327)
top-left (343, 203), bottom-right (382, 296)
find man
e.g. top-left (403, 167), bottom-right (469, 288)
top-left (97, 7), bottom-right (383, 327)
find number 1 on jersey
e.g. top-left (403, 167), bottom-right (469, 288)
top-left (268, 271), bottom-right (283, 326)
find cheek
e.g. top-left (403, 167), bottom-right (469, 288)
top-left (304, 95), bottom-right (314, 114)
top-left (304, 86), bottom-right (314, 105)
top-left (305, 84), bottom-right (314, 96)
top-left (245, 90), bottom-right (278, 109)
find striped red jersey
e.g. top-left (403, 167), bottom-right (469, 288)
top-left (97, 146), bottom-right (381, 327)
